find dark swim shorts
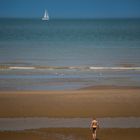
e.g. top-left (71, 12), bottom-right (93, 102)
top-left (92, 128), bottom-right (97, 133)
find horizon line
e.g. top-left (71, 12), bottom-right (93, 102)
top-left (0, 17), bottom-right (140, 20)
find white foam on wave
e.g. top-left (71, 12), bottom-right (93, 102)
top-left (9, 67), bottom-right (36, 70)
top-left (0, 66), bottom-right (140, 71)
top-left (89, 67), bottom-right (140, 70)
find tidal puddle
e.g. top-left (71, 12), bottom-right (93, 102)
top-left (0, 117), bottom-right (140, 131)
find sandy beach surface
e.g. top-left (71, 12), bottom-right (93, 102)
top-left (0, 87), bottom-right (140, 140)
top-left (0, 128), bottom-right (140, 140)
top-left (0, 87), bottom-right (140, 117)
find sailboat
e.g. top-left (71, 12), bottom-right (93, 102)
top-left (42, 10), bottom-right (49, 21)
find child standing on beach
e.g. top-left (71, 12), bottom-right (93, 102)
top-left (90, 118), bottom-right (99, 140)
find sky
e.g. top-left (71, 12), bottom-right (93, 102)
top-left (0, 0), bottom-right (140, 18)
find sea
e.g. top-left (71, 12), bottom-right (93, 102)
top-left (0, 18), bottom-right (140, 90)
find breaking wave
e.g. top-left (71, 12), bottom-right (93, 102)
top-left (0, 65), bottom-right (140, 71)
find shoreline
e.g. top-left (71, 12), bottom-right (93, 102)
top-left (79, 85), bottom-right (140, 90)
top-left (0, 85), bottom-right (140, 91)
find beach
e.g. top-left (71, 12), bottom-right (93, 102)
top-left (0, 87), bottom-right (140, 117)
top-left (0, 128), bottom-right (140, 140)
top-left (0, 18), bottom-right (140, 139)
top-left (0, 87), bottom-right (140, 139)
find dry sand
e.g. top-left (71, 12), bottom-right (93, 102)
top-left (0, 87), bottom-right (140, 117)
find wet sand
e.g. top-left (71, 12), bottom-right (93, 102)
top-left (0, 87), bottom-right (140, 139)
top-left (0, 128), bottom-right (140, 140)
top-left (1, 117), bottom-right (140, 131)
top-left (0, 87), bottom-right (140, 117)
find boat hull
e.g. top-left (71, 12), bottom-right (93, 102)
top-left (42, 18), bottom-right (49, 21)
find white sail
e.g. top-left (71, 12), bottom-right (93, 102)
top-left (42, 10), bottom-right (49, 21)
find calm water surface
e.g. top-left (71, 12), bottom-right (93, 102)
top-left (0, 18), bottom-right (140, 90)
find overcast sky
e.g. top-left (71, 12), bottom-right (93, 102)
top-left (0, 0), bottom-right (140, 18)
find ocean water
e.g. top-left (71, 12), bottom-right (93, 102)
top-left (0, 18), bottom-right (140, 90)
